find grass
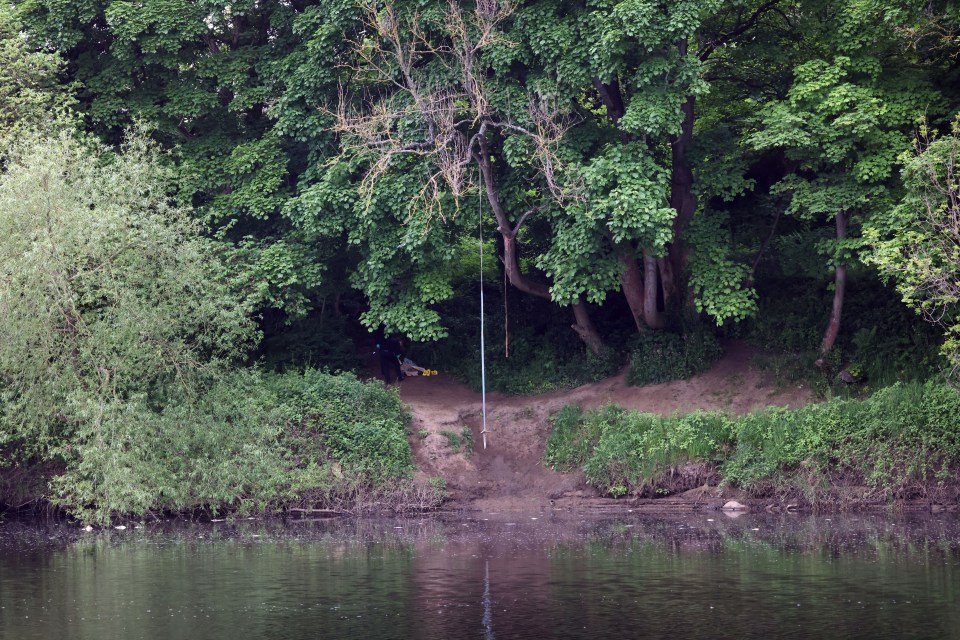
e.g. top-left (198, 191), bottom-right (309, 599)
top-left (440, 426), bottom-right (474, 454)
top-left (546, 381), bottom-right (960, 507)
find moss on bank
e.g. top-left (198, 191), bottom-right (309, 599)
top-left (546, 381), bottom-right (960, 507)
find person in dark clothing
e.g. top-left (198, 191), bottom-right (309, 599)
top-left (378, 336), bottom-right (405, 384)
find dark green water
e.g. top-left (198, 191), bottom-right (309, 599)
top-left (1, 512), bottom-right (958, 639)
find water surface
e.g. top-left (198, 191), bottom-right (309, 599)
top-left (1, 512), bottom-right (958, 639)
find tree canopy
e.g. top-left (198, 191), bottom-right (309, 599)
top-left (7, 0), bottom-right (960, 371)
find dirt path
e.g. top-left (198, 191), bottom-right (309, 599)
top-left (399, 340), bottom-right (812, 512)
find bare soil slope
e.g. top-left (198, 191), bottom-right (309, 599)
top-left (399, 340), bottom-right (812, 512)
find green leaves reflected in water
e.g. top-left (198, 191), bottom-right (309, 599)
top-left (1, 515), bottom-right (958, 640)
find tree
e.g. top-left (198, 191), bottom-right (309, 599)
top-left (17, 0), bottom-right (352, 325)
top-left (748, 0), bottom-right (944, 360)
top-left (328, 0), bottom-right (609, 350)
top-left (511, 0), bottom-right (782, 330)
top-left (0, 4), bottom-right (74, 133)
top-left (0, 129), bottom-right (256, 460)
top-left (867, 119), bottom-right (960, 374)
top-left (328, 0), bottom-right (780, 347)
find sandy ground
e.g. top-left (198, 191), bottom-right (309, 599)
top-left (395, 340), bottom-right (813, 512)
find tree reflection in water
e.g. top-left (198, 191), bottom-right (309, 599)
top-left (0, 513), bottom-right (958, 639)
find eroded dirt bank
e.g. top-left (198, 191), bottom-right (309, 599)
top-left (400, 340), bottom-right (816, 513)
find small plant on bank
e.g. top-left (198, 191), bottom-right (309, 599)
top-left (428, 476), bottom-right (448, 500)
top-left (440, 430), bottom-right (463, 453)
top-left (460, 426), bottom-right (474, 453)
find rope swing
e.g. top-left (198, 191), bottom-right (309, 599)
top-left (479, 188), bottom-right (489, 450)
top-left (504, 268), bottom-right (509, 359)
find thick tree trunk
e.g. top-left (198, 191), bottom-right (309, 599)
top-left (617, 244), bottom-right (647, 332)
top-left (571, 298), bottom-right (606, 355)
top-left (501, 235), bottom-right (550, 299)
top-left (643, 251), bottom-right (666, 329)
top-left (818, 212), bottom-right (848, 361)
top-left (594, 79), bottom-right (653, 333)
top-left (476, 135), bottom-right (606, 352)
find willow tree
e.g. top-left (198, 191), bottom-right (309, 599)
top-left (867, 121), bottom-right (960, 375)
top-left (0, 130), bottom-right (256, 487)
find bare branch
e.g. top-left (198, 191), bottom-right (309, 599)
top-left (328, 0), bottom-right (579, 232)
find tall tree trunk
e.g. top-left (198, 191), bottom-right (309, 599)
top-left (476, 136), bottom-right (606, 353)
top-left (571, 297), bottom-right (606, 355)
top-left (818, 212), bottom-right (848, 362)
top-left (617, 243), bottom-right (647, 332)
top-left (594, 78), bottom-right (653, 333)
top-left (643, 251), bottom-right (666, 329)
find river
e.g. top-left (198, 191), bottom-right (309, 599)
top-left (1, 511), bottom-right (958, 639)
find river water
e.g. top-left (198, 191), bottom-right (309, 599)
top-left (1, 511), bottom-right (958, 639)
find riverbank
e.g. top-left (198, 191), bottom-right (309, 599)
top-left (3, 341), bottom-right (960, 523)
top-left (400, 341), bottom-right (960, 515)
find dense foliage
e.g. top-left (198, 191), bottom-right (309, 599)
top-left (547, 382), bottom-right (960, 505)
top-left (4, 0), bottom-right (960, 518)
top-left (11, 0), bottom-right (960, 367)
top-left (0, 132), bottom-right (416, 523)
top-left (0, 131), bottom-right (254, 459)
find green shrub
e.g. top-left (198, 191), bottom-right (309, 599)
top-left (546, 405), bottom-right (732, 495)
top-left (627, 329), bottom-right (722, 386)
top-left (546, 382), bottom-right (960, 502)
top-left (545, 405), bottom-right (610, 471)
top-left (44, 369), bottom-right (413, 524)
top-left (268, 369), bottom-right (412, 478)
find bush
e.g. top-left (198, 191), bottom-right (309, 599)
top-left (268, 368), bottom-right (412, 478)
top-left (627, 329), bottom-right (722, 386)
top-left (546, 381), bottom-right (960, 502)
top-left (40, 368), bottom-right (413, 524)
top-left (546, 404), bottom-right (733, 495)
top-left (721, 382), bottom-right (960, 498)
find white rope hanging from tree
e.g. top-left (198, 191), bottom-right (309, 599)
top-left (479, 187), bottom-right (489, 449)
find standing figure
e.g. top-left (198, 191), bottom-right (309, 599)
top-left (378, 336), bottom-right (405, 384)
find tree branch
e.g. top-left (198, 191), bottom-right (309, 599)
top-left (698, 0), bottom-right (781, 61)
